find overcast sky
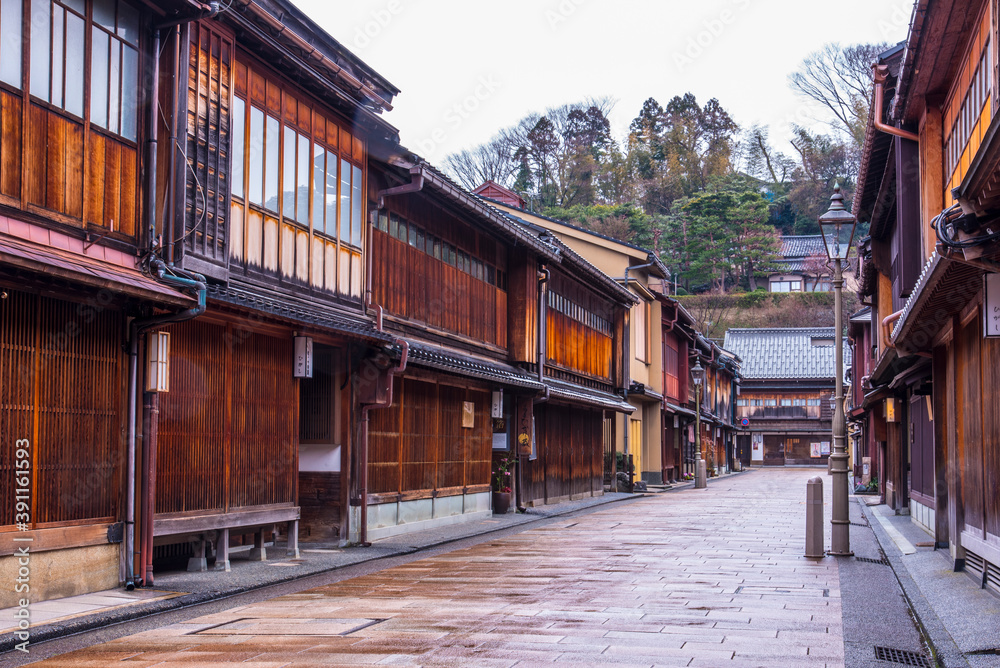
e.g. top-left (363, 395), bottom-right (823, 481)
top-left (294, 0), bottom-right (913, 166)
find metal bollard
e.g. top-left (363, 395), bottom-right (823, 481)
top-left (805, 476), bottom-right (824, 558)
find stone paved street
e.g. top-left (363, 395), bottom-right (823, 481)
top-left (33, 469), bottom-right (847, 667)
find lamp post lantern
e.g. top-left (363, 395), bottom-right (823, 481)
top-left (818, 183), bottom-right (857, 557)
top-left (692, 360), bottom-right (707, 489)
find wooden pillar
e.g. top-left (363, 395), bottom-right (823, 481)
top-left (187, 535), bottom-right (207, 572)
top-left (287, 520), bottom-right (299, 558)
top-left (214, 528), bottom-right (230, 572)
top-left (932, 346), bottom-right (950, 547)
top-left (249, 529), bottom-right (266, 561)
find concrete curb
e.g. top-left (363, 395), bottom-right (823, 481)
top-left (858, 501), bottom-right (970, 668)
top-left (2, 492), bottom-right (647, 653)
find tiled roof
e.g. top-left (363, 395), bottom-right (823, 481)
top-left (722, 328), bottom-right (851, 381)
top-left (406, 342), bottom-right (545, 391)
top-left (779, 235), bottom-right (827, 259)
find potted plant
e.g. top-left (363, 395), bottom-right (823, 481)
top-left (492, 451), bottom-right (515, 514)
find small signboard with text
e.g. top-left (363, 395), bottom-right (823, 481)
top-left (985, 274), bottom-right (1000, 338)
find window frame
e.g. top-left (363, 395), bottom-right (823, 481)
top-left (231, 90), bottom-right (365, 248)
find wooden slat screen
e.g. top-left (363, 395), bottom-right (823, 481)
top-left (982, 337), bottom-right (1000, 541)
top-left (0, 290), bottom-right (123, 528)
top-left (959, 315), bottom-right (984, 531)
top-left (157, 319), bottom-right (226, 513)
top-left (526, 404), bottom-right (602, 505)
top-left (371, 229), bottom-right (507, 348)
top-left (157, 320), bottom-right (297, 515)
top-left (367, 376), bottom-right (490, 497)
top-left (230, 330), bottom-right (296, 508)
top-left (184, 21), bottom-right (233, 265)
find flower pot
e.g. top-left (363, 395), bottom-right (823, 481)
top-left (492, 491), bottom-right (511, 514)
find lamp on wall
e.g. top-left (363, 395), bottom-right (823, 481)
top-left (145, 331), bottom-right (170, 393)
top-left (818, 183), bottom-right (857, 557)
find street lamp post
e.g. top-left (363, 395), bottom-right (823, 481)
top-left (692, 360), bottom-right (707, 489)
top-left (818, 183), bottom-right (857, 557)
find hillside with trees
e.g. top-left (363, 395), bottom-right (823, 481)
top-left (444, 42), bottom-right (886, 296)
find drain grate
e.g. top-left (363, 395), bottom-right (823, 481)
top-left (873, 646), bottom-right (931, 666)
top-left (855, 556), bottom-right (889, 565)
top-left (850, 521), bottom-right (870, 527)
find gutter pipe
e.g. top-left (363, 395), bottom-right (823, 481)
top-left (125, 261), bottom-right (206, 589)
top-left (872, 64), bottom-right (919, 143)
top-left (881, 309), bottom-right (903, 350)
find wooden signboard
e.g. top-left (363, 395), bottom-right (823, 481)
top-left (985, 274), bottom-right (1000, 338)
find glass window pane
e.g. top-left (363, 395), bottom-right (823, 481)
top-left (339, 157), bottom-right (350, 243)
top-left (311, 144), bottom-right (324, 233)
top-left (389, 212), bottom-right (398, 238)
top-left (231, 96), bottom-right (245, 199)
top-left (117, 1), bottom-right (139, 45)
top-left (351, 164), bottom-right (363, 247)
top-left (378, 210), bottom-right (388, 232)
top-left (264, 114), bottom-right (279, 211)
top-left (89, 27), bottom-right (109, 128)
top-left (92, 0), bottom-right (114, 30)
top-left (282, 126), bottom-right (295, 219)
top-left (0, 0), bottom-right (23, 88)
top-left (66, 10), bottom-right (85, 118)
top-left (396, 218), bottom-right (406, 242)
top-left (119, 43), bottom-right (137, 139)
top-left (51, 5), bottom-right (63, 107)
top-left (29, 0), bottom-right (50, 102)
top-left (325, 152), bottom-right (337, 232)
top-left (416, 230), bottom-right (424, 253)
top-left (407, 223), bottom-right (416, 247)
top-left (297, 134), bottom-right (309, 224)
top-left (108, 38), bottom-right (121, 132)
top-left (61, 0), bottom-right (84, 13)
top-left (248, 106), bottom-right (264, 205)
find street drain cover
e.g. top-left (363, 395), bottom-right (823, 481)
top-left (855, 556), bottom-right (890, 565)
top-left (193, 617), bottom-right (386, 636)
top-left (873, 646), bottom-right (931, 666)
top-left (734, 586), bottom-right (830, 597)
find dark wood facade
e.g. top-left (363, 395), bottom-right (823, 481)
top-left (853, 0), bottom-right (1000, 595)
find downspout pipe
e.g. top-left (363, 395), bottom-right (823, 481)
top-left (881, 309), bottom-right (903, 350)
top-left (145, 29), bottom-right (161, 247)
top-left (125, 261), bottom-right (206, 589)
top-left (357, 340), bottom-right (408, 546)
top-left (872, 64), bottom-right (919, 143)
top-left (520, 266), bottom-right (549, 511)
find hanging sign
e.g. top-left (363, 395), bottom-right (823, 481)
top-left (985, 274), bottom-right (1000, 338)
top-left (491, 390), bottom-right (503, 418)
top-left (293, 336), bottom-right (313, 378)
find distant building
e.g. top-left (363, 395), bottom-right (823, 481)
top-left (768, 236), bottom-right (832, 293)
top-left (724, 328), bottom-right (850, 466)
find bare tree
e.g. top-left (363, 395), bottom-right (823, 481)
top-left (444, 133), bottom-right (519, 190)
top-left (788, 42), bottom-right (890, 146)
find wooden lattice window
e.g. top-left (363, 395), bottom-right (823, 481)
top-left (184, 20), bottom-right (233, 265)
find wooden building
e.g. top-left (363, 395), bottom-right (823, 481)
top-left (768, 236), bottom-right (832, 293)
top-left (725, 328), bottom-right (848, 467)
top-left (657, 295), bottom-right (695, 483)
top-left (476, 183), bottom-right (670, 488)
top-left (847, 306), bottom-right (881, 493)
top-left (852, 0), bottom-right (1000, 594)
top-left (0, 0), bottom-right (404, 601)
